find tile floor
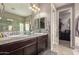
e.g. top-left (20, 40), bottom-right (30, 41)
top-left (52, 40), bottom-right (73, 55)
top-left (42, 40), bottom-right (73, 55)
top-left (53, 44), bottom-right (73, 55)
top-left (42, 39), bottom-right (79, 55)
top-left (42, 45), bottom-right (79, 55)
top-left (41, 49), bottom-right (57, 55)
top-left (41, 44), bottom-right (74, 55)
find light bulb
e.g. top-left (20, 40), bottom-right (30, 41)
top-left (33, 4), bottom-right (36, 8)
top-left (34, 6), bottom-right (40, 11)
top-left (37, 8), bottom-right (40, 11)
top-left (32, 8), bottom-right (37, 12)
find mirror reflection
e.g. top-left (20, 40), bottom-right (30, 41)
top-left (0, 3), bottom-right (47, 38)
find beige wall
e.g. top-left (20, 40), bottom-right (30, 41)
top-left (37, 3), bottom-right (51, 33)
top-left (39, 3), bottom-right (51, 48)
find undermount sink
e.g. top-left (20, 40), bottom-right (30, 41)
top-left (34, 33), bottom-right (47, 35)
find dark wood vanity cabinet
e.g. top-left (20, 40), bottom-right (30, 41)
top-left (37, 35), bottom-right (48, 54)
top-left (10, 48), bottom-right (24, 55)
top-left (23, 38), bottom-right (37, 55)
top-left (0, 34), bottom-right (48, 55)
top-left (10, 38), bottom-right (37, 55)
top-left (24, 42), bottom-right (37, 55)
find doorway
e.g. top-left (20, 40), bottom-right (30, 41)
top-left (59, 9), bottom-right (71, 47)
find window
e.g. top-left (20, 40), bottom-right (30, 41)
top-left (8, 25), bottom-right (12, 31)
top-left (25, 24), bottom-right (30, 31)
top-left (19, 23), bottom-right (24, 32)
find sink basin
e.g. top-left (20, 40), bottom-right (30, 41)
top-left (34, 33), bottom-right (47, 35)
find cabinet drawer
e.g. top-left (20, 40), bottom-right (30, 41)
top-left (10, 48), bottom-right (24, 55)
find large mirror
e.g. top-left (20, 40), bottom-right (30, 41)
top-left (0, 3), bottom-right (46, 36)
top-left (34, 12), bottom-right (47, 33)
top-left (0, 3), bottom-right (34, 35)
top-left (35, 17), bottom-right (45, 29)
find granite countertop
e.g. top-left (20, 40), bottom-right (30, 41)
top-left (0, 33), bottom-right (48, 45)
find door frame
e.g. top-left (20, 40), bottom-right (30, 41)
top-left (57, 7), bottom-right (75, 48)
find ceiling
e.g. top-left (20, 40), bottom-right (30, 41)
top-left (0, 3), bottom-right (32, 17)
top-left (0, 3), bottom-right (69, 17)
top-left (55, 3), bottom-right (69, 8)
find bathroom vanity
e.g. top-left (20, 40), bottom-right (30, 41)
top-left (0, 33), bottom-right (48, 55)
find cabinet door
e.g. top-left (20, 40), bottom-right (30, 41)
top-left (10, 48), bottom-right (24, 55)
top-left (38, 38), bottom-right (46, 53)
top-left (24, 42), bottom-right (37, 55)
top-left (44, 38), bottom-right (48, 49)
top-left (37, 35), bottom-right (48, 54)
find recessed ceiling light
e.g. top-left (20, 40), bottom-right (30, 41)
top-left (7, 19), bottom-right (14, 21)
top-left (11, 8), bottom-right (15, 10)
